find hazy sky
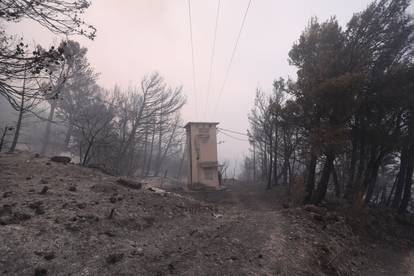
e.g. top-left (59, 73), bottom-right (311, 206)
top-left (7, 0), bottom-right (385, 172)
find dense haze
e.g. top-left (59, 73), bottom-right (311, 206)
top-left (2, 1), bottom-right (414, 275)
top-left (5, 0), bottom-right (382, 173)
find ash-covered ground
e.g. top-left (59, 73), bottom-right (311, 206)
top-left (1, 152), bottom-right (413, 276)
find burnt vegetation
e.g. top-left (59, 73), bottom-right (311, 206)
top-left (1, 0), bottom-right (414, 275)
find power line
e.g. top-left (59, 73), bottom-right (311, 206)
top-left (212, 0), bottom-right (252, 119)
top-left (204, 0), bottom-right (221, 120)
top-left (218, 127), bottom-right (249, 137)
top-left (218, 129), bottom-right (249, 142)
top-left (188, 0), bottom-right (199, 119)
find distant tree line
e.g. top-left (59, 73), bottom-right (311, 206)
top-left (243, 0), bottom-right (414, 214)
top-left (52, 69), bottom-right (186, 177)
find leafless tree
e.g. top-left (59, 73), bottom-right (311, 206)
top-left (71, 89), bottom-right (115, 166)
top-left (112, 73), bottom-right (186, 176)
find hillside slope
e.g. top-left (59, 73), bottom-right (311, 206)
top-left (1, 152), bottom-right (413, 275)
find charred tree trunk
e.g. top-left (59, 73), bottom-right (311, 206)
top-left (364, 163), bottom-right (381, 204)
top-left (332, 164), bottom-right (341, 198)
top-left (399, 111), bottom-right (414, 213)
top-left (283, 156), bottom-right (289, 187)
top-left (392, 149), bottom-right (408, 208)
top-left (267, 145), bottom-right (273, 190)
top-left (155, 110), bottom-right (163, 176)
top-left (141, 126), bottom-right (149, 177)
top-left (81, 138), bottom-right (94, 166)
top-left (63, 120), bottom-right (73, 150)
top-left (0, 126), bottom-right (11, 152)
top-left (345, 132), bottom-right (358, 197)
top-left (9, 88), bottom-right (25, 153)
top-left (386, 176), bottom-right (398, 207)
top-left (273, 128), bottom-right (278, 187)
top-left (40, 101), bottom-right (57, 155)
top-left (399, 145), bottom-right (414, 214)
top-left (313, 153), bottom-right (335, 204)
top-left (155, 120), bottom-right (178, 176)
top-left (364, 151), bottom-right (384, 204)
top-left (345, 132), bottom-right (366, 205)
top-left (303, 152), bottom-right (317, 204)
top-left (145, 122), bottom-right (156, 177)
top-left (262, 142), bottom-right (267, 182)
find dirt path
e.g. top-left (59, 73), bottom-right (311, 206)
top-left (183, 181), bottom-right (283, 211)
top-left (183, 181), bottom-right (414, 276)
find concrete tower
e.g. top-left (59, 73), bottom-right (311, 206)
top-left (185, 122), bottom-right (220, 189)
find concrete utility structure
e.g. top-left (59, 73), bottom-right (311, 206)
top-left (185, 122), bottom-right (220, 189)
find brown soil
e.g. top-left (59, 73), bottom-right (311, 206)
top-left (1, 151), bottom-right (413, 275)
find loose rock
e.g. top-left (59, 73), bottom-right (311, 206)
top-left (68, 186), bottom-right (77, 192)
top-left (106, 253), bottom-right (124, 264)
top-left (39, 186), bottom-right (48, 195)
top-left (50, 156), bottom-right (71, 164)
top-left (34, 267), bottom-right (47, 276)
top-left (28, 201), bottom-right (45, 215)
top-left (116, 178), bottom-right (142, 190)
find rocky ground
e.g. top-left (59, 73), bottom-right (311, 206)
top-left (1, 151), bottom-right (414, 275)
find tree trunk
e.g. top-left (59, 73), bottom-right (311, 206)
top-left (345, 134), bottom-right (366, 204)
top-left (313, 153), bottom-right (335, 204)
top-left (9, 68), bottom-right (28, 153)
top-left (9, 89), bottom-right (25, 153)
top-left (141, 125), bottom-right (149, 177)
top-left (176, 147), bottom-right (186, 179)
top-left (364, 153), bottom-right (383, 204)
top-left (126, 146), bottom-right (137, 176)
top-left (82, 139), bottom-right (94, 166)
top-left (64, 120), bottom-right (73, 150)
top-left (282, 157), bottom-right (289, 187)
top-left (303, 152), bottom-right (317, 204)
top-left (287, 161), bottom-right (292, 199)
top-left (145, 122), bottom-right (156, 177)
top-left (399, 145), bottom-right (414, 214)
top-left (156, 121), bottom-right (178, 176)
top-left (392, 149), bottom-right (408, 209)
top-left (345, 131), bottom-right (358, 197)
top-left (266, 134), bottom-right (273, 190)
top-left (40, 101), bottom-right (57, 155)
top-left (267, 150), bottom-right (273, 190)
top-left (0, 127), bottom-right (10, 152)
top-left (273, 128), bottom-right (278, 187)
top-left (262, 142), bottom-right (267, 182)
top-left (332, 164), bottom-right (341, 198)
top-left (386, 176), bottom-right (398, 206)
top-left (155, 110), bottom-right (163, 176)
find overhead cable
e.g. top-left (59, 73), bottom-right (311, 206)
top-left (218, 127), bottom-right (249, 137)
top-left (212, 0), bottom-right (252, 119)
top-left (218, 129), bottom-right (249, 142)
top-left (188, 0), bottom-right (199, 119)
top-left (204, 0), bottom-right (221, 119)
